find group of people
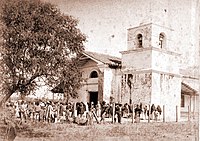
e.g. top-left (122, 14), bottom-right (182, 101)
top-left (5, 100), bottom-right (162, 125)
top-left (134, 103), bottom-right (162, 122)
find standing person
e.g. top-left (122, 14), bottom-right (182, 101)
top-left (88, 102), bottom-right (95, 125)
top-left (52, 102), bottom-right (58, 123)
top-left (59, 102), bottom-right (64, 117)
top-left (115, 103), bottom-right (123, 124)
top-left (85, 102), bottom-right (89, 113)
top-left (108, 103), bottom-right (113, 118)
top-left (68, 102), bottom-right (73, 117)
top-left (65, 102), bottom-right (71, 123)
top-left (46, 101), bottom-right (54, 123)
top-left (143, 105), bottom-right (148, 120)
top-left (90, 102), bottom-right (95, 112)
top-left (106, 103), bottom-right (111, 118)
top-left (113, 103), bottom-right (118, 123)
top-left (139, 103), bottom-right (144, 120)
top-left (14, 102), bottom-right (20, 119)
top-left (27, 102), bottom-right (34, 121)
top-left (154, 109), bottom-right (159, 122)
top-left (156, 105), bottom-right (162, 120)
top-left (76, 102), bottom-right (81, 118)
top-left (20, 101), bottom-right (27, 122)
top-left (34, 101), bottom-right (41, 122)
top-left (150, 104), bottom-right (156, 120)
top-left (123, 103), bottom-right (130, 118)
top-left (134, 104), bottom-right (142, 123)
top-left (100, 101), bottom-right (107, 123)
top-left (40, 101), bottom-right (46, 122)
top-left (79, 102), bottom-right (85, 118)
top-left (60, 102), bottom-right (66, 123)
top-left (56, 102), bottom-right (61, 123)
top-left (74, 102), bottom-right (78, 118)
top-left (96, 101), bottom-right (101, 118)
top-left (43, 101), bottom-right (48, 122)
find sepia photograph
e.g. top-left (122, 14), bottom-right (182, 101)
top-left (0, 0), bottom-right (199, 140)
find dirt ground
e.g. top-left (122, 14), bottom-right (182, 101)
top-left (0, 108), bottom-right (198, 141)
top-left (1, 120), bottom-right (196, 141)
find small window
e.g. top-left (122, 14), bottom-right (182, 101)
top-left (181, 95), bottom-right (185, 107)
top-left (159, 33), bottom-right (165, 48)
top-left (90, 71), bottom-right (98, 78)
top-left (137, 34), bottom-right (143, 48)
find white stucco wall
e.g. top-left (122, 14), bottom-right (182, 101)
top-left (131, 73), bottom-right (152, 104)
top-left (152, 49), bottom-right (180, 74)
top-left (121, 49), bottom-right (152, 71)
top-left (151, 72), bottom-right (181, 121)
top-left (114, 70), bottom-right (123, 103)
top-left (122, 47), bottom-right (180, 75)
top-left (79, 59), bottom-right (121, 104)
top-left (103, 67), bottom-right (113, 103)
top-left (120, 73), bottom-right (152, 105)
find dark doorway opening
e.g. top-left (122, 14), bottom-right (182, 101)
top-left (89, 92), bottom-right (98, 105)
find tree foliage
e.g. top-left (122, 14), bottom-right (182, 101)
top-left (0, 0), bottom-right (86, 106)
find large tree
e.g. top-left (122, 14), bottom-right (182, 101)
top-left (0, 0), bottom-right (86, 106)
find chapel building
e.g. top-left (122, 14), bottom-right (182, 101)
top-left (43, 0), bottom-right (199, 121)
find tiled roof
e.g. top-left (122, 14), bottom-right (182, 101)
top-left (52, 51), bottom-right (122, 93)
top-left (83, 51), bottom-right (121, 67)
top-left (181, 82), bottom-right (198, 95)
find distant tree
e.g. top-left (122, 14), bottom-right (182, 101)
top-left (0, 0), bottom-right (86, 107)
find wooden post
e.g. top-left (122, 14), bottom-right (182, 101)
top-left (57, 102), bottom-right (60, 119)
top-left (148, 104), bottom-right (150, 123)
top-left (92, 111), bottom-right (100, 124)
top-left (189, 95), bottom-right (192, 119)
top-left (112, 103), bottom-right (115, 124)
top-left (193, 95), bottom-right (195, 119)
top-left (132, 104), bottom-right (134, 123)
top-left (129, 87), bottom-right (132, 105)
top-left (188, 105), bottom-right (190, 121)
top-left (73, 102), bottom-right (76, 117)
top-left (176, 105), bottom-right (178, 122)
top-left (163, 105), bottom-right (165, 122)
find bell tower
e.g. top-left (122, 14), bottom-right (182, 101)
top-left (121, 23), bottom-right (181, 121)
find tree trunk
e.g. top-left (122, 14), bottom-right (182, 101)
top-left (0, 75), bottom-right (39, 108)
top-left (67, 92), bottom-right (70, 103)
top-left (0, 92), bottom-right (14, 108)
